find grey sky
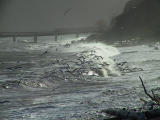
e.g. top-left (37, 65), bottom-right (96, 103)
top-left (0, 0), bottom-right (129, 32)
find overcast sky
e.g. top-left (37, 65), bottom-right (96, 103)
top-left (0, 0), bottom-right (129, 32)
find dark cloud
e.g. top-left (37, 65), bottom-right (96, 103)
top-left (0, 0), bottom-right (129, 32)
top-left (0, 0), bottom-right (9, 13)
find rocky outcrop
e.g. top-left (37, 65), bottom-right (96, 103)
top-left (89, 0), bottom-right (160, 43)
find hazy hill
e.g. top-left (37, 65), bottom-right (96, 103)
top-left (89, 0), bottom-right (160, 43)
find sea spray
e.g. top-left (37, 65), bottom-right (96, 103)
top-left (63, 42), bottom-right (121, 77)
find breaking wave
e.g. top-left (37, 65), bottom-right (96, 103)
top-left (61, 42), bottom-right (121, 77)
top-left (0, 35), bottom-right (121, 90)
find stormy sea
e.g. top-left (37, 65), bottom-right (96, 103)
top-left (0, 34), bottom-right (160, 120)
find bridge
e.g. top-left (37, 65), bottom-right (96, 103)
top-left (0, 27), bottom-right (99, 43)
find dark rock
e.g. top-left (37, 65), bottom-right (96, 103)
top-left (89, 0), bottom-right (160, 44)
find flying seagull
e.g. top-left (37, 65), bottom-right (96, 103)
top-left (64, 8), bottom-right (72, 15)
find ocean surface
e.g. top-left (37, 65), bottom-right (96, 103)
top-left (0, 34), bottom-right (160, 120)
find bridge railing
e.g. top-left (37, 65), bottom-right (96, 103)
top-left (0, 27), bottom-right (100, 42)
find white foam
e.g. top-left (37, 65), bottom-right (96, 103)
top-left (63, 42), bottom-right (121, 77)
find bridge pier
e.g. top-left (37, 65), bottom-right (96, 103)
top-left (76, 33), bottom-right (79, 38)
top-left (55, 35), bottom-right (58, 41)
top-left (13, 36), bottom-right (16, 42)
top-left (34, 35), bottom-right (38, 43)
top-left (0, 27), bottom-right (98, 42)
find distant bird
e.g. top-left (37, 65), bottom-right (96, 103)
top-left (0, 100), bottom-right (10, 104)
top-left (41, 51), bottom-right (48, 56)
top-left (64, 8), bottom-right (72, 15)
